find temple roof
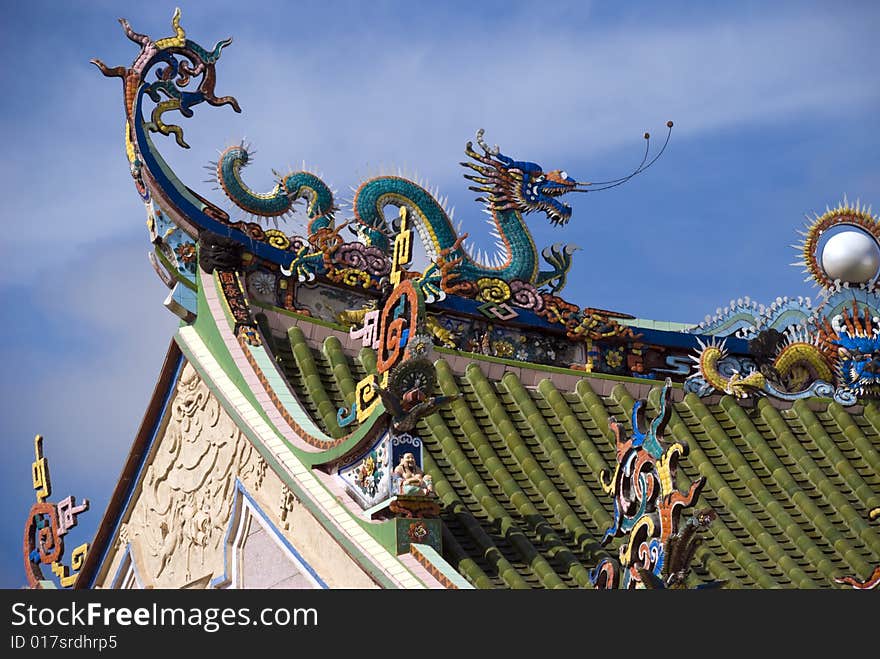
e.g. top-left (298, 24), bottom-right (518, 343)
top-left (80, 9), bottom-right (880, 590)
top-left (261, 312), bottom-right (880, 588)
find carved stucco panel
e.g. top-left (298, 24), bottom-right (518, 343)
top-left (125, 361), bottom-right (263, 587)
top-left (99, 359), bottom-right (380, 589)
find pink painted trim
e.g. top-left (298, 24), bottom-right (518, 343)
top-left (203, 272), bottom-right (330, 452)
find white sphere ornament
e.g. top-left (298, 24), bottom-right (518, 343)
top-left (820, 229), bottom-right (880, 284)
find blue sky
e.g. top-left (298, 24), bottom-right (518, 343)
top-left (0, 1), bottom-right (877, 588)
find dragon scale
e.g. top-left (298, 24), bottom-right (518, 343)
top-left (217, 145), bottom-right (336, 234)
top-left (353, 176), bottom-right (539, 282)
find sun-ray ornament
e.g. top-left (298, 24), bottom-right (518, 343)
top-left (796, 198), bottom-right (880, 295)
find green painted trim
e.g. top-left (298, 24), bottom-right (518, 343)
top-left (193, 268), bottom-right (339, 464)
top-left (180, 322), bottom-right (413, 578)
top-left (154, 247), bottom-right (198, 291)
top-left (299, 408), bottom-right (386, 467)
top-left (199, 271), bottom-right (389, 467)
top-left (309, 410), bottom-right (385, 467)
top-left (250, 299), bottom-right (349, 331)
top-left (356, 517), bottom-right (399, 555)
top-left (624, 317), bottom-right (694, 331)
top-left (174, 332), bottom-right (400, 589)
top-left (192, 269), bottom-right (274, 432)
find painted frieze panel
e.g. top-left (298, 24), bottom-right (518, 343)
top-left (337, 432), bottom-right (393, 510)
top-left (295, 282), bottom-right (375, 325)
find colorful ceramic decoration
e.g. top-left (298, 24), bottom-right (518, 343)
top-left (688, 200), bottom-right (880, 405)
top-left (95, 8), bottom-right (656, 381)
top-left (338, 433), bottom-right (392, 510)
top-left (23, 436), bottom-right (90, 588)
top-left (590, 381), bottom-right (720, 589)
top-left (834, 507), bottom-right (880, 589)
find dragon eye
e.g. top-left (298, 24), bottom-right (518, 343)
top-left (535, 175), bottom-right (545, 183)
top-left (560, 171), bottom-right (568, 180)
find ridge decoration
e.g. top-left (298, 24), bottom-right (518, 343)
top-left (23, 436), bottom-right (90, 589)
top-left (687, 199), bottom-right (880, 406)
top-left (590, 380), bottom-right (722, 589)
top-left (94, 8), bottom-right (662, 374)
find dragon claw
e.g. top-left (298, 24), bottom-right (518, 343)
top-left (536, 242), bottom-right (578, 294)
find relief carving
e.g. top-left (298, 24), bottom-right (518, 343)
top-left (123, 361), bottom-right (264, 586)
top-left (280, 484), bottom-right (298, 531)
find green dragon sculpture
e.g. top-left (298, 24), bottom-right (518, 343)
top-left (215, 127), bottom-right (585, 293)
top-left (350, 129), bottom-right (581, 292)
top-left (213, 142), bottom-right (337, 236)
top-left (94, 7), bottom-right (669, 310)
top-left (215, 118), bottom-right (671, 294)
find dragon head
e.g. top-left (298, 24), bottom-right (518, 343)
top-left (833, 331), bottom-right (880, 396)
top-left (817, 304), bottom-right (880, 397)
top-left (462, 129), bottom-right (578, 226)
top-left (461, 123), bottom-right (673, 228)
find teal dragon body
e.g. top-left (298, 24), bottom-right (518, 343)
top-left (351, 131), bottom-right (579, 291)
top-left (214, 130), bottom-right (581, 292)
top-left (215, 144), bottom-right (336, 235)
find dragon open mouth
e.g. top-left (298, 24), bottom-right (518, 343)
top-left (537, 184), bottom-right (576, 226)
top-left (543, 200), bottom-right (572, 226)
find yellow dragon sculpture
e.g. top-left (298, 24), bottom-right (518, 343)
top-left (691, 335), bottom-right (833, 399)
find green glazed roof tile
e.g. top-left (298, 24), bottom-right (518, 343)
top-left (254, 323), bottom-right (880, 588)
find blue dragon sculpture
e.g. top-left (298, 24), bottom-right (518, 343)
top-left (817, 304), bottom-right (880, 400)
top-left (214, 128), bottom-right (584, 293)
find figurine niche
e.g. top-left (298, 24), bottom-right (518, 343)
top-left (392, 452), bottom-right (433, 497)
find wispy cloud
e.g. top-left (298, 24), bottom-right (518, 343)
top-left (0, 1), bottom-right (878, 587)
top-left (3, 4), bottom-right (875, 281)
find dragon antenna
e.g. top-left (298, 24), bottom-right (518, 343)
top-left (573, 121), bottom-right (673, 192)
top-left (475, 128), bottom-right (500, 156)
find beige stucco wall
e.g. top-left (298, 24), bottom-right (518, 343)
top-left (93, 360), bottom-right (378, 589)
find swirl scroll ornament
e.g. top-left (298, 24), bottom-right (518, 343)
top-left (335, 243), bottom-right (392, 277)
top-left (832, 387), bottom-right (859, 406)
top-left (376, 280), bottom-right (423, 375)
top-left (475, 278), bottom-right (512, 304)
top-left (327, 268), bottom-right (373, 289)
top-left (93, 9), bottom-right (335, 281)
top-left (22, 436), bottom-right (90, 589)
top-left (391, 433), bottom-right (423, 449)
top-left (263, 229), bottom-right (291, 250)
top-left (591, 380), bottom-right (718, 589)
top-left (509, 280), bottom-right (544, 312)
top-left (683, 375), bottom-right (714, 398)
top-left (92, 8), bottom-right (240, 149)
